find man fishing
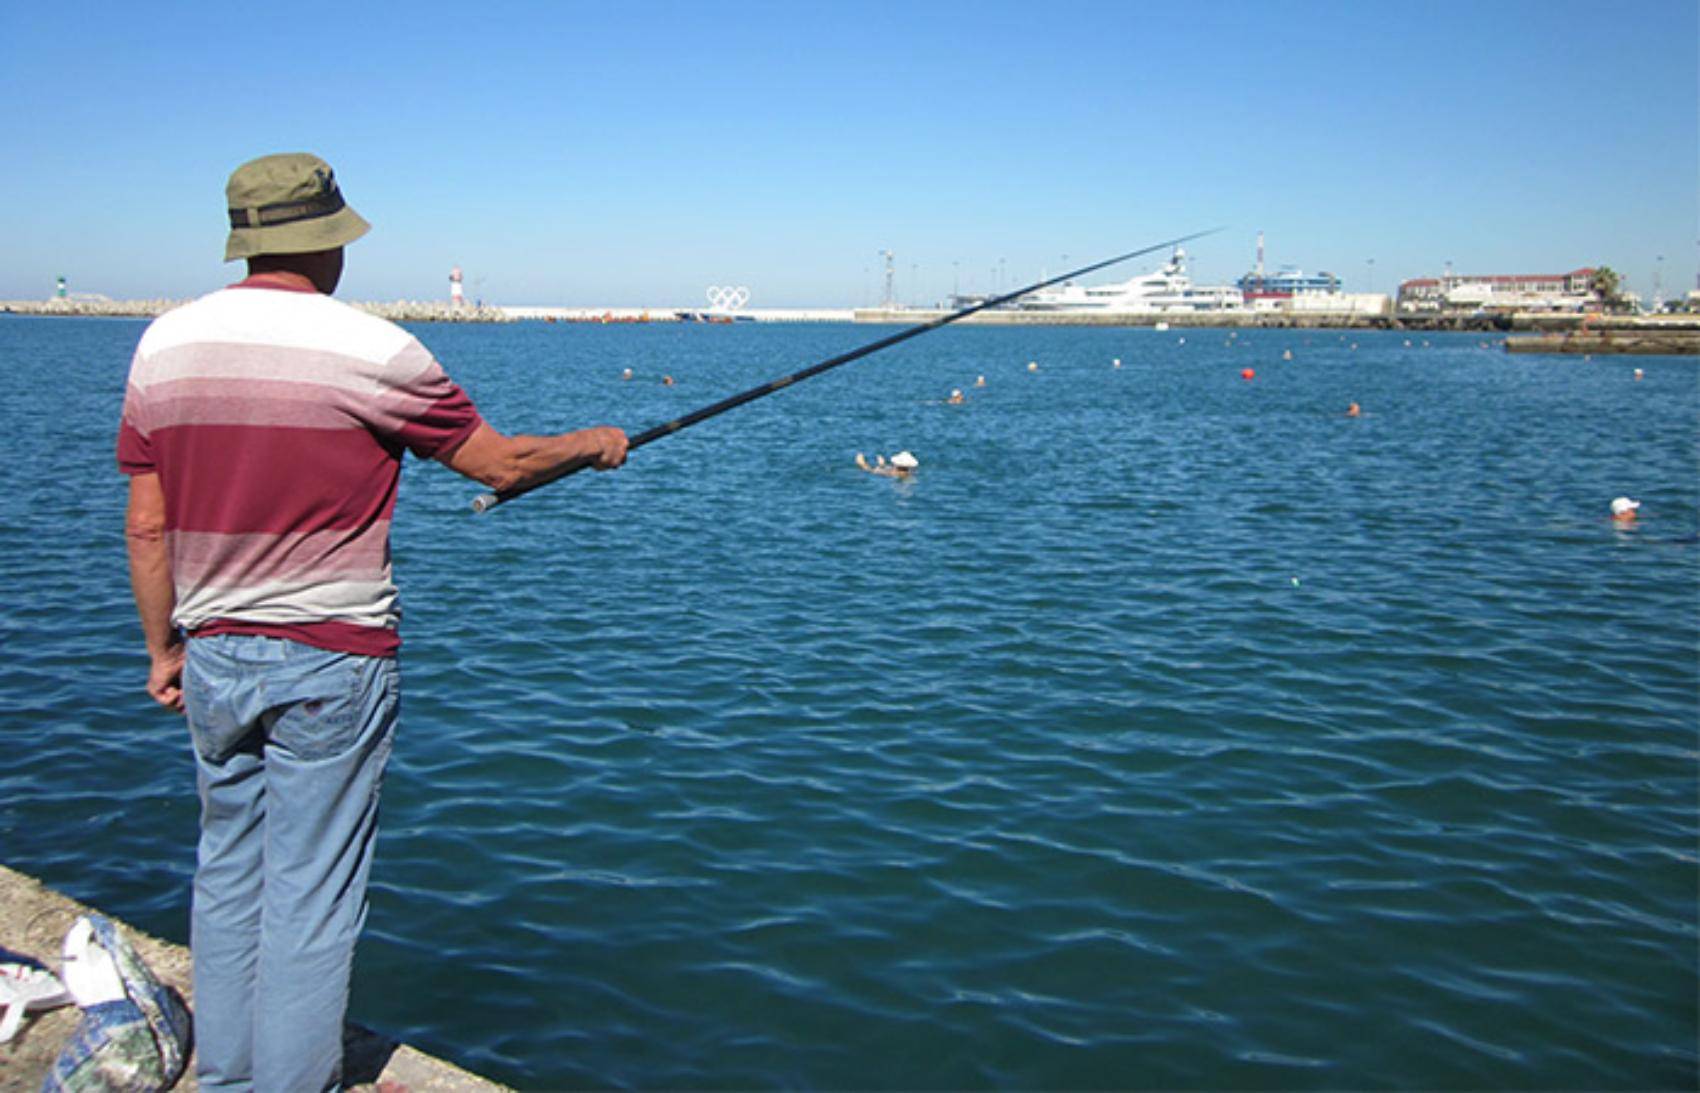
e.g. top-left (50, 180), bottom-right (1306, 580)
top-left (118, 152), bottom-right (627, 1091)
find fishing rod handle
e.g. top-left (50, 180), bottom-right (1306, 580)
top-left (471, 415), bottom-right (694, 512)
top-left (471, 461), bottom-right (584, 513)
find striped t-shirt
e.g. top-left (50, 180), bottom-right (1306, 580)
top-left (117, 277), bottom-right (484, 656)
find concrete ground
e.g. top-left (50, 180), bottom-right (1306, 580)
top-left (0, 864), bottom-right (506, 1092)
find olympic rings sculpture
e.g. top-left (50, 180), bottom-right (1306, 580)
top-left (705, 285), bottom-right (751, 312)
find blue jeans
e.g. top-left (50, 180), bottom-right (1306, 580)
top-left (183, 634), bottom-right (398, 1093)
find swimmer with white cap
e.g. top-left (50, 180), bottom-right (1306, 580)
top-left (947, 389), bottom-right (964, 405)
top-left (1610, 496), bottom-right (1640, 523)
top-left (856, 450), bottom-right (918, 478)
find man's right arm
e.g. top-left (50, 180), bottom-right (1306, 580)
top-left (442, 422), bottom-right (629, 493)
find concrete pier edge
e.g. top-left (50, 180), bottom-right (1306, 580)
top-left (0, 863), bottom-right (508, 1092)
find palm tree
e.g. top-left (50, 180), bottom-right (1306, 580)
top-left (1591, 267), bottom-right (1623, 311)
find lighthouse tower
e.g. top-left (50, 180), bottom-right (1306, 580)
top-left (449, 266), bottom-right (465, 308)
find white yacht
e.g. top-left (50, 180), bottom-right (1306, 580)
top-left (1019, 248), bottom-right (1243, 313)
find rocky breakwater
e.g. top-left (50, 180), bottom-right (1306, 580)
top-left (357, 301), bottom-right (514, 323)
top-left (1, 298), bottom-right (184, 318)
top-left (3, 299), bottom-right (515, 324)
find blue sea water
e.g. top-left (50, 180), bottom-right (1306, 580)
top-left (1, 313), bottom-right (1696, 1090)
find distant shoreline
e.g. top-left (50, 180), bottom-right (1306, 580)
top-left (5, 298), bottom-right (1698, 342)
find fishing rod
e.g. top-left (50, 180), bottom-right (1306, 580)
top-left (471, 228), bottom-right (1220, 513)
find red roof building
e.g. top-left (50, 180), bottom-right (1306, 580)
top-left (1398, 269), bottom-right (1597, 312)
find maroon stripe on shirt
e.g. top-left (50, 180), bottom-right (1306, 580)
top-left (193, 618), bottom-right (400, 657)
top-left (118, 417), bottom-right (154, 476)
top-left (228, 274), bottom-right (320, 294)
top-left (149, 423), bottom-right (401, 534)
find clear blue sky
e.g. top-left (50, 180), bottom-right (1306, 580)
top-left (2, 0), bottom-right (1694, 307)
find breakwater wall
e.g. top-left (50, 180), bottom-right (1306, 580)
top-left (852, 307), bottom-right (1401, 329)
top-left (1505, 328), bottom-right (1700, 356)
top-left (0, 300), bottom-right (854, 324)
top-left (851, 308), bottom-right (1700, 333)
top-left (7, 297), bottom-right (1696, 336)
top-left (0, 299), bottom-right (517, 324)
top-left (0, 862), bottom-right (508, 1091)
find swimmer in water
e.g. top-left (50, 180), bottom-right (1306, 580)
top-left (1346, 402), bottom-right (1361, 417)
top-left (621, 367), bottom-right (633, 380)
top-left (1611, 496), bottom-right (1640, 523)
top-left (975, 375), bottom-right (986, 388)
top-left (947, 389), bottom-right (964, 405)
top-left (662, 374), bottom-right (675, 387)
top-left (856, 451), bottom-right (918, 478)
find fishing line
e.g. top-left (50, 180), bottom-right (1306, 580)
top-left (471, 228), bottom-right (1221, 513)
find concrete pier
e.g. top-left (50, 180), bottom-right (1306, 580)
top-left (850, 306), bottom-right (1401, 328)
top-left (1503, 327), bottom-right (1700, 356)
top-left (0, 863), bottom-right (506, 1092)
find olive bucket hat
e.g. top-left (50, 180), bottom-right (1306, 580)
top-left (224, 152), bottom-right (371, 261)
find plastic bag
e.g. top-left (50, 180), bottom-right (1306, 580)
top-left (41, 915), bottom-right (191, 1093)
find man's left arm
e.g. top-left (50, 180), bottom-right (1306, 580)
top-left (125, 473), bottom-right (184, 712)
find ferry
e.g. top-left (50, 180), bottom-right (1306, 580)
top-left (1235, 232), bottom-right (1340, 301)
top-left (1237, 267), bottom-right (1341, 300)
top-left (1017, 248), bottom-right (1243, 313)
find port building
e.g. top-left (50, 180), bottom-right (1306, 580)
top-left (1397, 269), bottom-right (1597, 313)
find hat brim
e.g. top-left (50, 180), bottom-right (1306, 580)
top-left (224, 205), bottom-right (371, 261)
